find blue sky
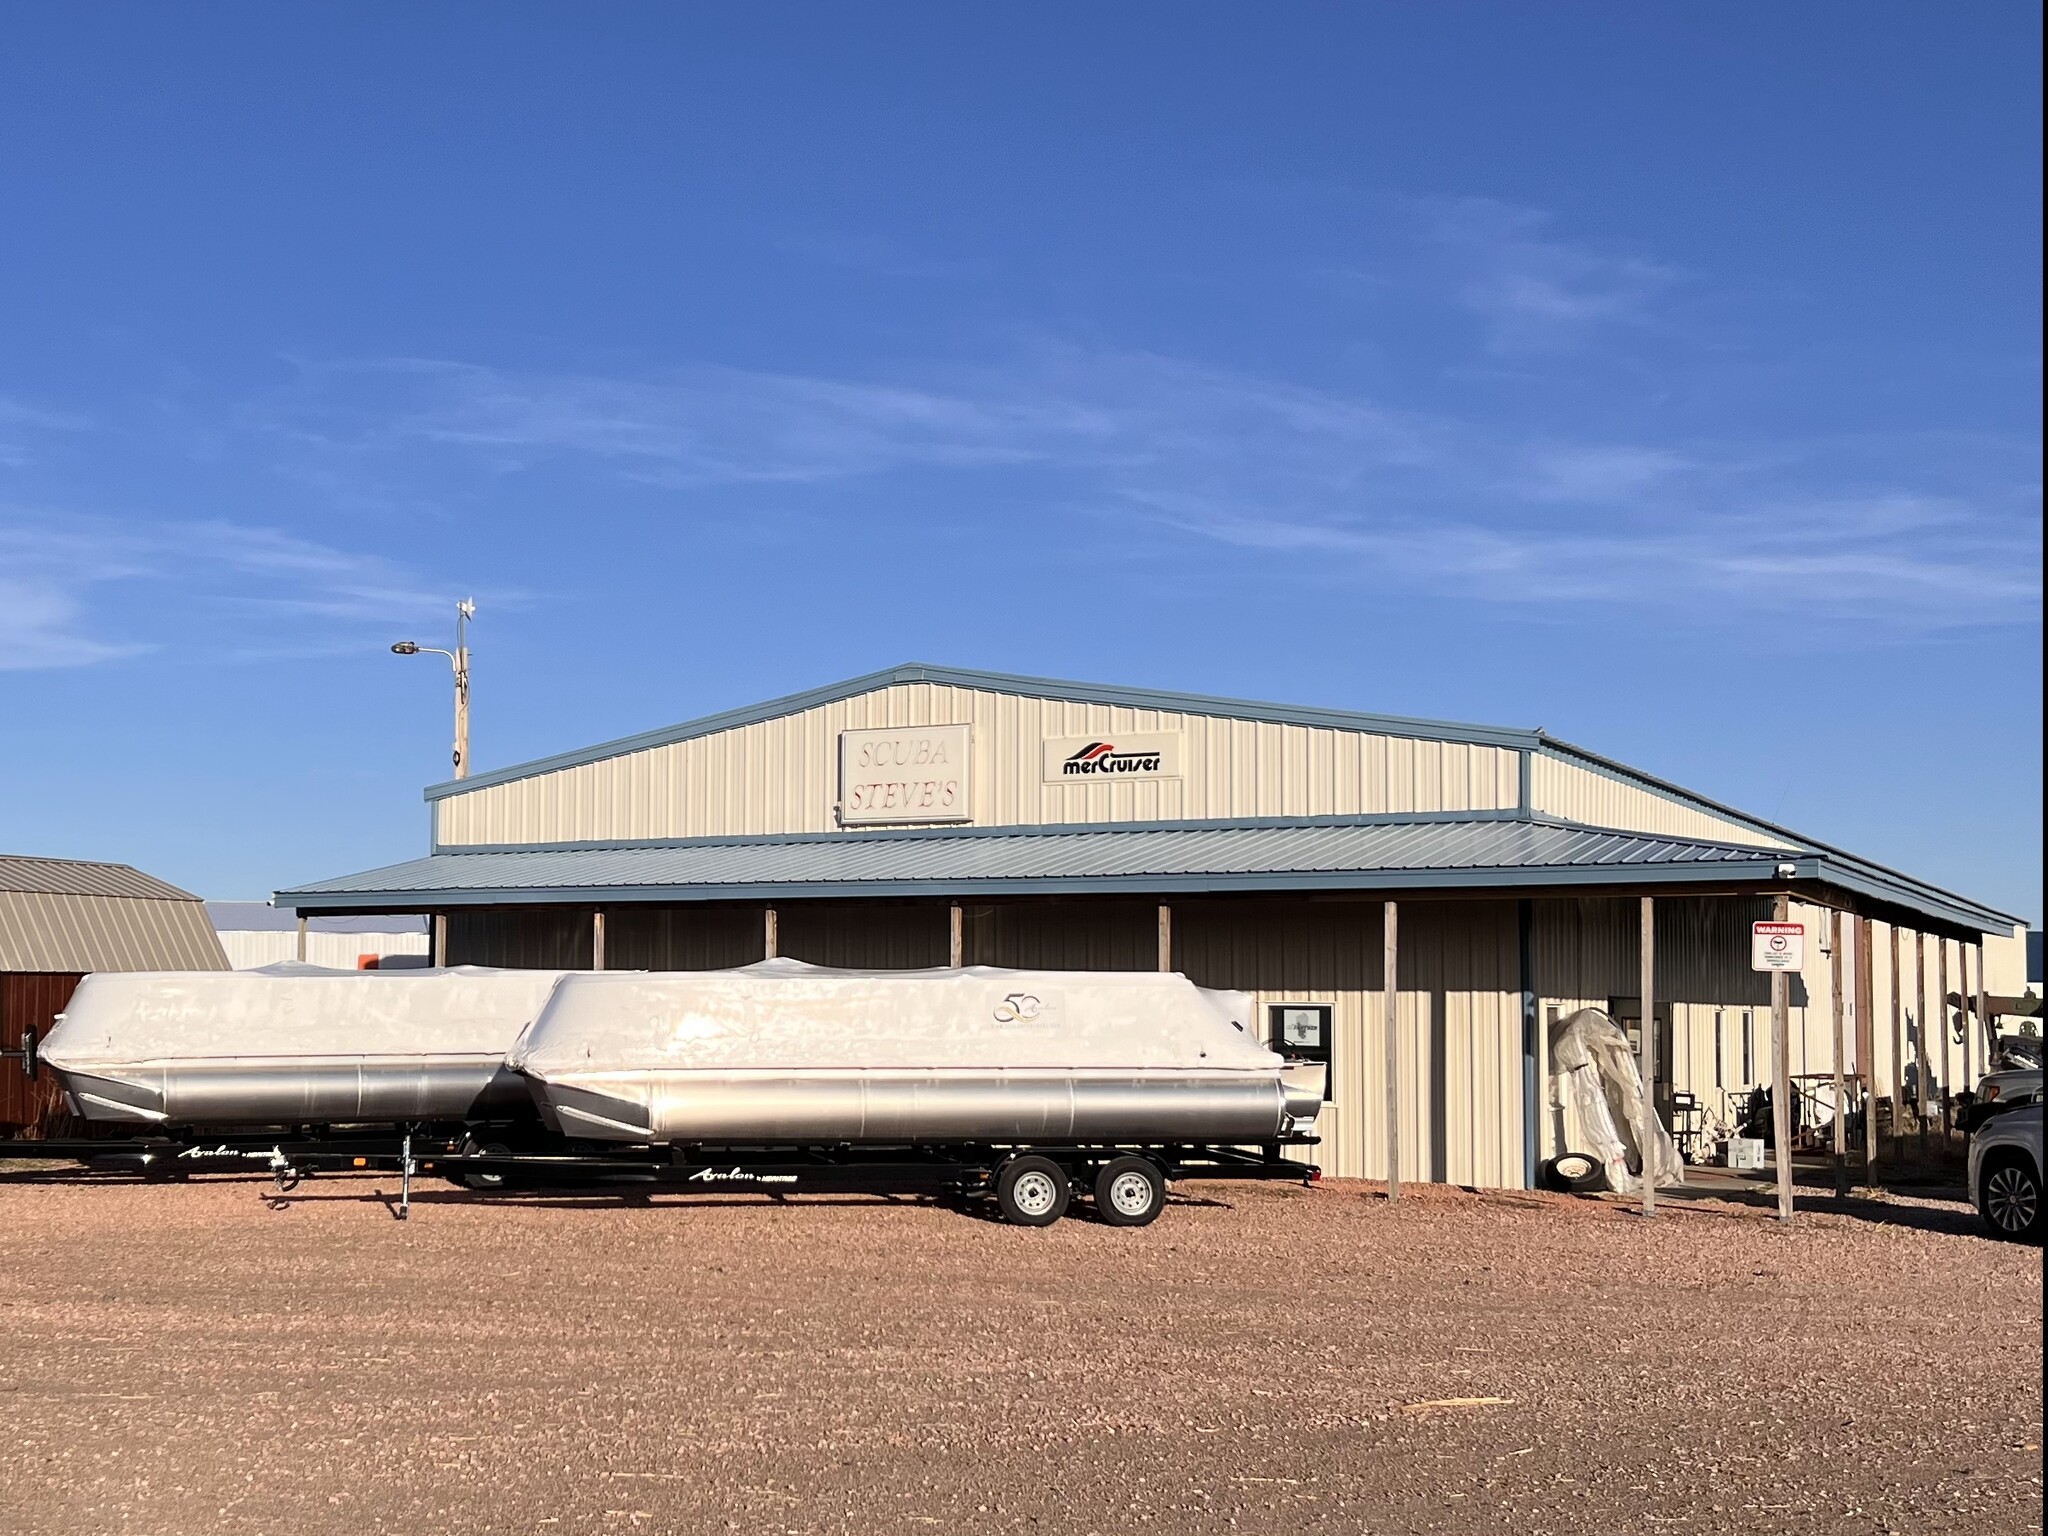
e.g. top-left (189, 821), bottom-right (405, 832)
top-left (1, 4), bottom-right (2040, 920)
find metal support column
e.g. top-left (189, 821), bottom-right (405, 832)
top-left (295, 915), bottom-right (308, 963)
top-left (763, 906), bottom-right (778, 960)
top-left (1770, 893), bottom-right (1795, 1224)
top-left (591, 909), bottom-right (607, 972)
top-left (949, 903), bottom-right (964, 968)
top-left (1157, 903), bottom-right (1172, 973)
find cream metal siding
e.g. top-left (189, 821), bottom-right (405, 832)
top-left (216, 930), bottom-right (432, 970)
top-left (434, 682), bottom-right (1524, 847)
top-left (1173, 897), bottom-right (1524, 1187)
top-left (1531, 753), bottom-right (1795, 848)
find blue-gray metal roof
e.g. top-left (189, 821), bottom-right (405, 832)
top-left (286, 812), bottom-right (1944, 914)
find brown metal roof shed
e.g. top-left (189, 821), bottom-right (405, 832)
top-left (1, 854), bottom-right (228, 1135)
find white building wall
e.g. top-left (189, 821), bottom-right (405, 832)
top-left (216, 930), bottom-right (432, 971)
top-left (435, 682), bottom-right (1525, 847)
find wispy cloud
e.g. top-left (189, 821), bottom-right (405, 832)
top-left (228, 344), bottom-right (2041, 630)
top-left (1423, 197), bottom-right (1686, 353)
top-left (0, 397), bottom-right (92, 470)
top-left (0, 511), bottom-right (460, 670)
top-left (237, 346), bottom-right (2041, 632)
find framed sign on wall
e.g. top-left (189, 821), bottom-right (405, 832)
top-left (1269, 1002), bottom-right (1334, 1101)
top-left (838, 724), bottom-right (973, 826)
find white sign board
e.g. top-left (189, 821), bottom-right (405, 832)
top-left (1751, 921), bottom-right (1806, 973)
top-left (839, 724), bottom-right (972, 826)
top-left (1042, 732), bottom-right (1183, 784)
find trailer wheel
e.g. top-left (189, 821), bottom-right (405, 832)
top-left (458, 1138), bottom-right (514, 1191)
top-left (995, 1155), bottom-right (1070, 1226)
top-left (1093, 1156), bottom-right (1166, 1227)
top-left (1540, 1152), bottom-right (1606, 1194)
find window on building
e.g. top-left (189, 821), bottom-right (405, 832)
top-left (1269, 1003), bottom-right (1334, 1101)
top-left (1742, 1010), bottom-right (1755, 1084)
top-left (1714, 1010), bottom-right (1724, 1089)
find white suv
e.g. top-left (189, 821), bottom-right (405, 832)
top-left (1969, 1103), bottom-right (2043, 1242)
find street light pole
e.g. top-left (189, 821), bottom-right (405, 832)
top-left (392, 597), bottom-right (475, 779)
top-left (452, 598), bottom-right (473, 779)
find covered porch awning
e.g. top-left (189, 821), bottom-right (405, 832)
top-left (274, 812), bottom-right (2015, 938)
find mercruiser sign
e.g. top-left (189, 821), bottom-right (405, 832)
top-left (1042, 733), bottom-right (1183, 783)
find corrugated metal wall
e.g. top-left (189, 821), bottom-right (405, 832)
top-left (782, 903), bottom-right (948, 969)
top-left (1169, 897), bottom-right (1523, 1187)
top-left (445, 908), bottom-right (593, 969)
top-left (1530, 753), bottom-right (1795, 848)
top-left (1, 972), bottom-right (84, 1137)
top-left (0, 891), bottom-right (229, 972)
top-left (434, 891), bottom-right (2009, 1186)
top-left (217, 931), bottom-right (432, 970)
top-left (434, 682), bottom-right (1525, 846)
top-left (607, 906), bottom-right (762, 971)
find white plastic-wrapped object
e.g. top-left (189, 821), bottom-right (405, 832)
top-left (1548, 1007), bottom-right (1685, 1195)
top-left (510, 958), bottom-right (1323, 1144)
top-left (40, 963), bottom-right (569, 1125)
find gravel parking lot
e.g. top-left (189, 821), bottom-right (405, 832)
top-left (1, 1170), bottom-right (2040, 1536)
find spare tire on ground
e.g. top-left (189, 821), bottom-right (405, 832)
top-left (1540, 1152), bottom-right (1607, 1194)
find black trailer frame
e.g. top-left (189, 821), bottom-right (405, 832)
top-left (0, 1132), bottom-right (1320, 1223)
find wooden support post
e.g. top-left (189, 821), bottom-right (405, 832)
top-left (949, 903), bottom-right (964, 969)
top-left (1157, 903), bottom-right (1172, 973)
top-left (1383, 900), bottom-right (1400, 1200)
top-left (1975, 942), bottom-right (1990, 1079)
top-left (763, 906), bottom-right (778, 960)
top-left (1936, 938), bottom-right (1950, 1142)
top-left (1915, 931), bottom-right (1928, 1157)
top-left (591, 909), bottom-right (606, 972)
top-left (1889, 924), bottom-right (1904, 1160)
top-left (1857, 916), bottom-right (1878, 1189)
top-left (1639, 896), bottom-right (1657, 1218)
top-left (432, 913), bottom-right (448, 968)
top-left (1829, 909), bottom-right (1847, 1200)
top-left (1771, 893), bottom-right (1795, 1224)
top-left (1959, 943), bottom-right (1975, 1086)
top-left (295, 915), bottom-right (308, 963)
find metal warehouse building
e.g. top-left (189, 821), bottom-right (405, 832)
top-left (276, 663), bottom-right (2029, 1187)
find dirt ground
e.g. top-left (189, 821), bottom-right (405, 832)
top-left (0, 1170), bottom-right (2039, 1536)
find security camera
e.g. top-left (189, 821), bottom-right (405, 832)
top-left (1775, 861), bottom-right (1797, 879)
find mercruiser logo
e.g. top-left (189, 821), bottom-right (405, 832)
top-left (1062, 741), bottom-right (1166, 776)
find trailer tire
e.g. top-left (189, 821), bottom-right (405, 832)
top-left (458, 1138), bottom-right (515, 1191)
top-left (1093, 1156), bottom-right (1166, 1227)
top-left (1541, 1152), bottom-right (1606, 1194)
top-left (995, 1155), bottom-right (1070, 1226)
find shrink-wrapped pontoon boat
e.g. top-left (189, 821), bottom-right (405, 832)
top-left (39, 963), bottom-right (568, 1126)
top-left (509, 958), bottom-right (1325, 1145)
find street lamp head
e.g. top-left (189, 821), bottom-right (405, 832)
top-left (391, 640), bottom-right (420, 655)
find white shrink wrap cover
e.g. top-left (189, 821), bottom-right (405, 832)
top-left (43, 963), bottom-right (569, 1066)
top-left (40, 964), bottom-right (572, 1126)
top-left (508, 959), bottom-right (1274, 1076)
top-left (509, 959), bottom-right (1323, 1145)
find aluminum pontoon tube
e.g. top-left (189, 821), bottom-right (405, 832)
top-left (510, 960), bottom-right (1327, 1146)
top-left (39, 964), bottom-right (569, 1126)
